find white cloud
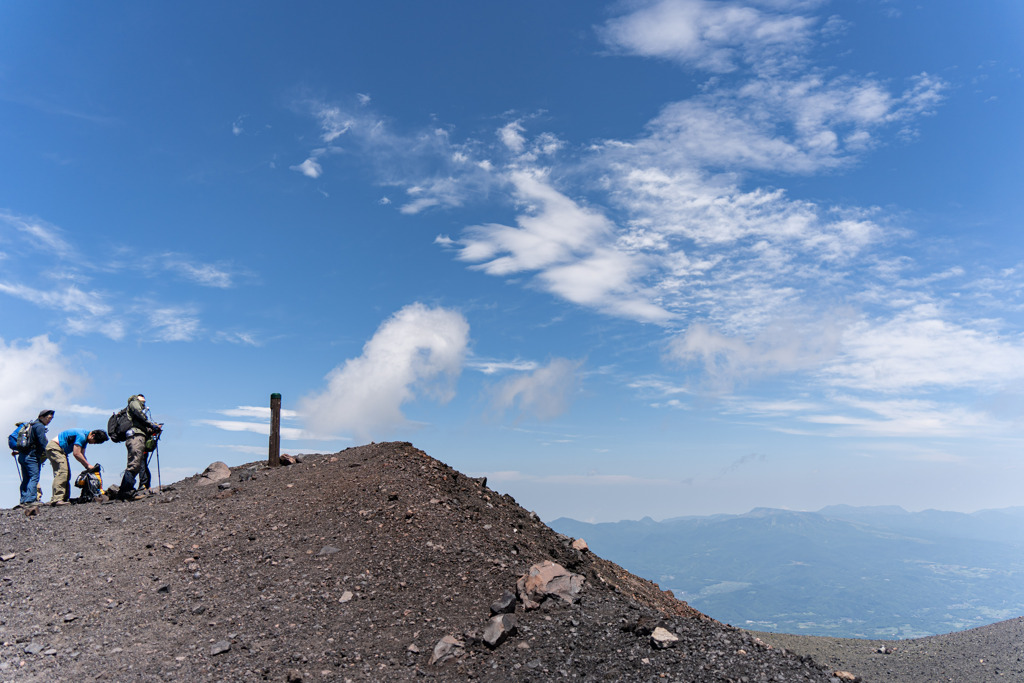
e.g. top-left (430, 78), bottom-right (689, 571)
top-left (291, 158), bottom-right (323, 179)
top-left (491, 358), bottom-right (583, 421)
top-left (146, 307), bottom-right (200, 342)
top-left (213, 331), bottom-right (260, 346)
top-left (217, 405), bottom-right (300, 419)
top-left (820, 305), bottom-right (1024, 392)
top-left (667, 317), bottom-right (846, 386)
top-left (0, 210), bottom-right (74, 257)
top-left (499, 121), bottom-right (527, 153)
top-left (162, 255), bottom-right (233, 288)
top-left (299, 303), bottom-right (470, 440)
top-left (468, 358), bottom-right (539, 375)
top-left (600, 0), bottom-right (818, 74)
top-left (0, 282), bottom-right (125, 340)
top-left (193, 419), bottom-right (308, 440)
top-left (454, 169), bottom-right (672, 322)
top-left (0, 336), bottom-right (82, 429)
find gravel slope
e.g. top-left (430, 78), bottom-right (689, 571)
top-left (0, 442), bottom-right (838, 682)
top-left (753, 617), bottom-right (1024, 683)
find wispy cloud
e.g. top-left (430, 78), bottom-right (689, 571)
top-left (161, 254), bottom-right (234, 288)
top-left (0, 282), bottom-right (125, 340)
top-left (145, 306), bottom-right (201, 342)
top-left (217, 406), bottom-right (300, 419)
top-left (299, 303), bottom-right (470, 440)
top-left (194, 419), bottom-right (308, 440)
top-left (0, 210), bottom-right (74, 257)
top-left (490, 358), bottom-right (583, 421)
top-left (467, 358), bottom-right (539, 375)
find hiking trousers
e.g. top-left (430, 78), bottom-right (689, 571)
top-left (17, 451), bottom-right (42, 505)
top-left (44, 439), bottom-right (70, 503)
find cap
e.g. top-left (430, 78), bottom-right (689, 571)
top-left (38, 409), bottom-right (55, 420)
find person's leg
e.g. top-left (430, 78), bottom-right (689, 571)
top-left (17, 453), bottom-right (40, 505)
top-left (51, 453), bottom-right (70, 504)
top-left (117, 435), bottom-right (147, 497)
top-left (44, 440), bottom-right (66, 504)
top-left (139, 451), bottom-right (152, 491)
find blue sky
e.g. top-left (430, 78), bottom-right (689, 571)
top-left (1, 0), bottom-right (1022, 520)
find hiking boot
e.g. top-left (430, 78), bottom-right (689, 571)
top-left (49, 500), bottom-right (70, 507)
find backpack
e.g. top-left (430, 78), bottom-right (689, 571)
top-left (8, 421), bottom-right (35, 453)
top-left (73, 467), bottom-right (103, 504)
top-left (107, 409), bottom-right (132, 443)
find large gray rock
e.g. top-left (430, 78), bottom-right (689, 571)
top-left (517, 560), bottom-right (585, 608)
top-left (197, 462), bottom-right (231, 486)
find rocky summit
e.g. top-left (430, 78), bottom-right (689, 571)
top-left (0, 441), bottom-right (851, 682)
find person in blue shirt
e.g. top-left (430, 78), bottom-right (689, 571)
top-left (43, 428), bottom-right (108, 506)
top-left (14, 409), bottom-right (55, 508)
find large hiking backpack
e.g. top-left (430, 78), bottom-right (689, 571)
top-left (8, 421), bottom-right (35, 453)
top-left (73, 466), bottom-right (103, 504)
top-left (107, 409), bottom-right (132, 443)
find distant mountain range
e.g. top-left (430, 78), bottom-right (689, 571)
top-left (550, 506), bottom-right (1024, 639)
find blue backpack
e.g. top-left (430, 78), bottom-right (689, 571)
top-left (8, 421), bottom-right (35, 453)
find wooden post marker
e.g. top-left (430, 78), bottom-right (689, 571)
top-left (269, 392), bottom-right (281, 467)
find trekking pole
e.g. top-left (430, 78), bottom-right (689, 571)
top-left (155, 442), bottom-right (162, 492)
top-left (12, 454), bottom-right (24, 487)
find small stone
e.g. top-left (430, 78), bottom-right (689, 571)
top-left (407, 644), bottom-right (420, 653)
top-left (217, 482), bottom-right (231, 490)
top-left (428, 635), bottom-right (465, 665)
top-left (316, 546), bottom-right (339, 557)
top-left (287, 669), bottom-right (303, 683)
top-left (571, 538), bottom-right (589, 552)
top-left (63, 614), bottom-right (77, 622)
top-left (483, 614), bottom-right (517, 648)
top-left (0, 553), bottom-right (16, 562)
top-left (650, 627), bottom-right (680, 650)
top-left (23, 642), bottom-right (44, 655)
top-left (210, 640), bottom-right (231, 656)
top-left (42, 649), bottom-right (57, 656)
top-left (156, 584), bottom-right (170, 593)
top-left (339, 591), bottom-right (354, 603)
top-left (490, 590), bottom-right (516, 616)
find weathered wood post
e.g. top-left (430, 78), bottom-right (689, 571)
top-left (269, 392), bottom-right (281, 467)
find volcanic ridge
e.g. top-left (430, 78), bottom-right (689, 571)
top-left (1, 442), bottom-right (1018, 682)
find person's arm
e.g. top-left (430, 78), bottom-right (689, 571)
top-left (128, 398), bottom-right (161, 434)
top-left (71, 442), bottom-right (91, 469)
top-left (31, 422), bottom-right (47, 454)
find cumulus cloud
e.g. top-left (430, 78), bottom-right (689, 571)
top-left (0, 336), bottom-right (82, 429)
top-left (291, 158), bottom-right (323, 179)
top-left (599, 0), bottom-right (819, 74)
top-left (299, 303), bottom-right (470, 440)
top-left (491, 358), bottom-right (583, 421)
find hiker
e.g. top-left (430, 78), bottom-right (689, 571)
top-left (114, 394), bottom-right (161, 500)
top-left (13, 409), bottom-right (55, 508)
top-left (44, 428), bottom-right (108, 506)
